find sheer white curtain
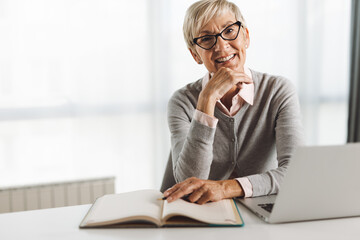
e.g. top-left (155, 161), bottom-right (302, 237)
top-left (0, 0), bottom-right (156, 192)
top-left (0, 0), bottom-right (351, 192)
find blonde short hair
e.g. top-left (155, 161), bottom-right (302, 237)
top-left (183, 0), bottom-right (247, 51)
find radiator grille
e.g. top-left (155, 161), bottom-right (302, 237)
top-left (0, 177), bottom-right (115, 213)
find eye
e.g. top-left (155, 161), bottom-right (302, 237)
top-left (199, 36), bottom-right (213, 43)
top-left (225, 27), bottom-right (234, 34)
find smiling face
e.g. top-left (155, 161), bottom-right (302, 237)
top-left (189, 12), bottom-right (250, 74)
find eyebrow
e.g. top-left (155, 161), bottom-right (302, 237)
top-left (199, 21), bottom-right (234, 35)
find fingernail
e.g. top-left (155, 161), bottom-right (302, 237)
top-left (167, 197), bottom-right (172, 202)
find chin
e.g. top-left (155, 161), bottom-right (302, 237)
top-left (215, 58), bottom-right (243, 72)
top-left (223, 64), bottom-right (242, 72)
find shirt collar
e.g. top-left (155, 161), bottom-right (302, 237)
top-left (201, 67), bottom-right (254, 105)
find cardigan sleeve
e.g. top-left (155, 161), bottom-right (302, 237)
top-left (167, 89), bottom-right (217, 182)
top-left (247, 78), bottom-right (305, 196)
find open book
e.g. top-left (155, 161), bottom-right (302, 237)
top-left (79, 189), bottom-right (244, 228)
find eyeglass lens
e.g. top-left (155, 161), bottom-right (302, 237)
top-left (196, 22), bottom-right (240, 50)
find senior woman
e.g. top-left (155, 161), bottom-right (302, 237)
top-left (163, 0), bottom-right (304, 204)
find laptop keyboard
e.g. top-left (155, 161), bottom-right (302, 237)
top-left (258, 203), bottom-right (274, 213)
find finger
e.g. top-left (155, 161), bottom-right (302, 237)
top-left (167, 182), bottom-right (197, 202)
top-left (213, 70), bottom-right (253, 86)
top-left (167, 180), bottom-right (203, 203)
top-left (164, 179), bottom-right (191, 197)
top-left (164, 177), bottom-right (199, 198)
top-left (187, 186), bottom-right (207, 203)
top-left (163, 184), bottom-right (180, 197)
top-left (233, 73), bottom-right (253, 84)
top-left (196, 191), bottom-right (212, 205)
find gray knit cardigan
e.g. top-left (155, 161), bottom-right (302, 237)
top-left (167, 69), bottom-right (304, 197)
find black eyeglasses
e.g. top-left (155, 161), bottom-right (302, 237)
top-left (193, 21), bottom-right (242, 50)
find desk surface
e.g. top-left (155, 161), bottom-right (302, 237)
top-left (1, 201), bottom-right (359, 240)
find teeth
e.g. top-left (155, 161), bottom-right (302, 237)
top-left (216, 54), bottom-right (235, 63)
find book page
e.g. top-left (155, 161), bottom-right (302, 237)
top-left (162, 198), bottom-right (237, 225)
top-left (82, 189), bottom-right (163, 226)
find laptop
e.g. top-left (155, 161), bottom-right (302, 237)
top-left (237, 143), bottom-right (360, 223)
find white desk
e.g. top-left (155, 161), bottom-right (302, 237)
top-left (1, 202), bottom-right (359, 240)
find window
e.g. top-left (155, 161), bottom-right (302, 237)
top-left (0, 0), bottom-right (351, 192)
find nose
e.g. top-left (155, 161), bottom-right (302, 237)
top-left (214, 36), bottom-right (229, 51)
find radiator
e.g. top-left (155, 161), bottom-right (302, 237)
top-left (0, 176), bottom-right (115, 213)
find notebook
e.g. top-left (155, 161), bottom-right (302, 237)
top-left (79, 189), bottom-right (244, 228)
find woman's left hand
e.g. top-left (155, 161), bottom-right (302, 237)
top-left (163, 177), bottom-right (244, 204)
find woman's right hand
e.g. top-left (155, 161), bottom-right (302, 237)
top-left (197, 67), bottom-right (253, 116)
top-left (163, 177), bottom-right (244, 204)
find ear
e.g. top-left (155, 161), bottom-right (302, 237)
top-left (243, 27), bottom-right (250, 48)
top-left (189, 48), bottom-right (203, 64)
